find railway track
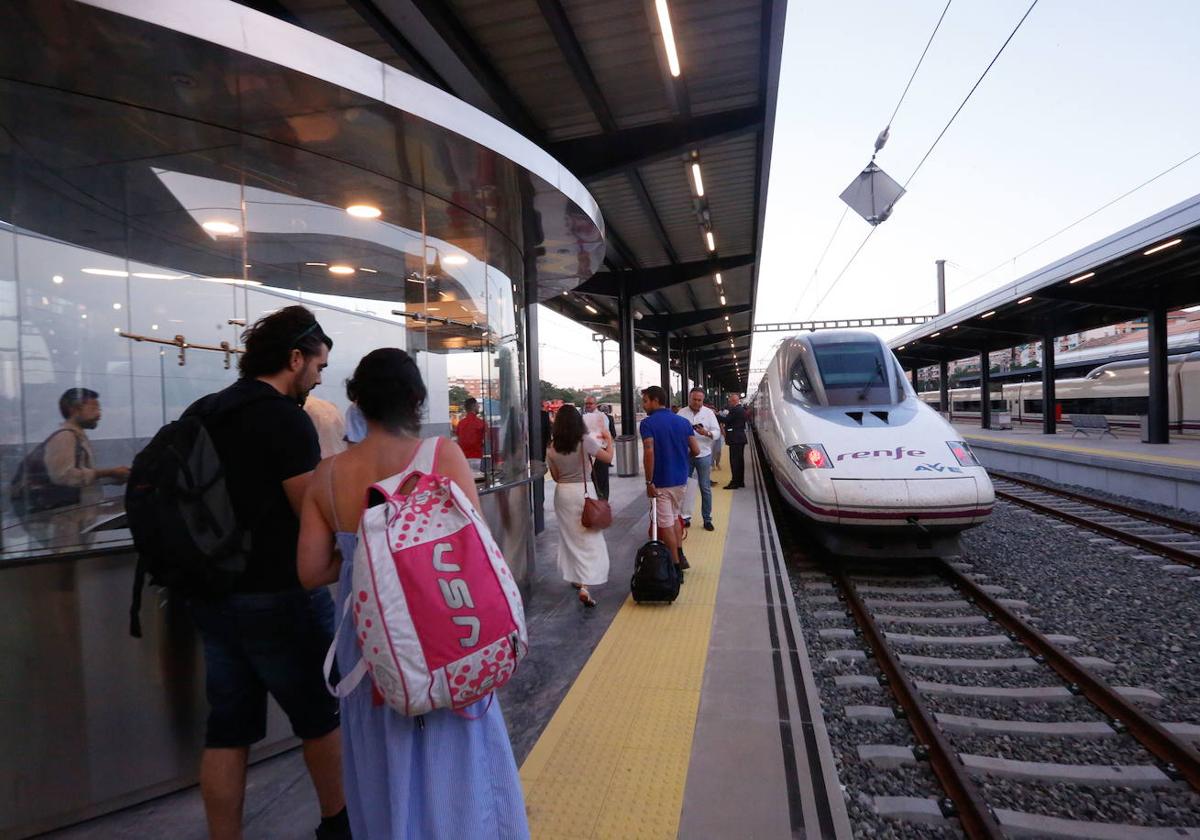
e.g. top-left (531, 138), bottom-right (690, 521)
top-left (990, 472), bottom-right (1200, 569)
top-left (817, 556), bottom-right (1200, 838)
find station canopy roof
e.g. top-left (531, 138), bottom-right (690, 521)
top-left (253, 0), bottom-right (787, 391)
top-left (890, 193), bottom-right (1200, 367)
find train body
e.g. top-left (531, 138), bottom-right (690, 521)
top-left (916, 352), bottom-right (1200, 433)
top-left (753, 331), bottom-right (994, 558)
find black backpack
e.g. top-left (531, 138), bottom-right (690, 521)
top-left (8, 428), bottom-right (85, 517)
top-left (126, 390), bottom-right (270, 637)
top-left (631, 500), bottom-right (680, 603)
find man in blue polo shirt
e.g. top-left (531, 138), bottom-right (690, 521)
top-left (640, 385), bottom-right (700, 575)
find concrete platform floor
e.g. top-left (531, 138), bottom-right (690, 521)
top-left (956, 422), bottom-right (1200, 467)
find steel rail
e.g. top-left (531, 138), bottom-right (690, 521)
top-left (991, 484), bottom-right (1200, 568)
top-left (829, 567), bottom-right (1004, 839)
top-left (992, 471), bottom-right (1200, 537)
top-left (939, 561), bottom-right (1200, 793)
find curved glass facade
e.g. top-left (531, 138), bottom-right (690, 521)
top-left (0, 2), bottom-right (603, 834)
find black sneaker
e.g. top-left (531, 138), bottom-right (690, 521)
top-left (703, 520), bottom-right (714, 531)
top-left (316, 809), bottom-right (351, 840)
top-left (678, 549), bottom-right (690, 570)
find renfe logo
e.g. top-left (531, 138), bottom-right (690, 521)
top-left (432, 542), bottom-right (481, 647)
top-left (836, 446), bottom-right (926, 461)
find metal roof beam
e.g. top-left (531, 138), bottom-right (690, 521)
top-left (638, 304), bottom-right (752, 332)
top-left (678, 329), bottom-right (753, 349)
top-left (1032, 288), bottom-right (1149, 312)
top-left (575, 253), bottom-right (753, 297)
top-left (545, 106), bottom-right (763, 181)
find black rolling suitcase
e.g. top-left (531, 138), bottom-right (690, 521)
top-left (631, 497), bottom-right (680, 603)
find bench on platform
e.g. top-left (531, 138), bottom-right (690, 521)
top-left (1069, 413), bottom-right (1116, 439)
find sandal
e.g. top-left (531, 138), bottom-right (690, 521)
top-left (579, 589), bottom-right (597, 607)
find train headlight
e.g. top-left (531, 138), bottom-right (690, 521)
top-left (788, 444), bottom-right (833, 471)
top-left (946, 440), bottom-right (980, 467)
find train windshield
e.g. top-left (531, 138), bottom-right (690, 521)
top-left (812, 341), bottom-right (895, 405)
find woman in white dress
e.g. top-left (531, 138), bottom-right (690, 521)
top-left (547, 404), bottom-right (613, 607)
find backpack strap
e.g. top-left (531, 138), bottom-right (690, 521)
top-left (370, 437), bottom-right (441, 500)
top-left (324, 593), bottom-right (369, 698)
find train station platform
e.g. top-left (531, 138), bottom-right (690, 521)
top-left (957, 424), bottom-right (1200, 513)
top-left (45, 451), bottom-right (850, 840)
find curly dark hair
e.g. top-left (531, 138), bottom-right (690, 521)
top-left (345, 348), bottom-right (426, 434)
top-left (238, 305), bottom-right (332, 379)
top-left (550, 404), bottom-right (585, 454)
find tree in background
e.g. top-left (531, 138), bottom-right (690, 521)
top-left (448, 384), bottom-right (470, 406)
top-left (539, 379), bottom-right (586, 406)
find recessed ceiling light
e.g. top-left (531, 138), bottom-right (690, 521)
top-left (1143, 238), bottom-right (1182, 256)
top-left (82, 268), bottom-right (130, 277)
top-left (691, 162), bottom-right (704, 197)
top-left (715, 273), bottom-right (722, 285)
top-left (346, 204), bottom-right (381, 219)
top-left (151, 324), bottom-right (159, 330)
top-left (112, 303), bottom-right (122, 310)
top-left (328, 265), bottom-right (356, 276)
top-left (305, 262), bottom-right (328, 267)
top-left (359, 267), bottom-right (378, 274)
top-left (52, 275), bottom-right (64, 284)
top-left (951, 325), bottom-right (959, 330)
top-left (705, 231), bottom-right (715, 252)
top-left (1017, 296), bottom-right (1032, 304)
top-left (720, 295), bottom-right (726, 305)
top-left (584, 304), bottom-right (598, 314)
top-left (981, 310), bottom-right (996, 319)
top-left (201, 220), bottom-right (240, 235)
top-left (443, 254), bottom-right (469, 266)
top-left (1068, 271), bottom-right (1095, 284)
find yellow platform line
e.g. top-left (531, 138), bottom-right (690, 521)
top-left (962, 430), bottom-right (1200, 468)
top-left (521, 479), bottom-right (735, 840)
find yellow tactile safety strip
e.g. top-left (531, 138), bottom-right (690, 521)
top-left (963, 431), bottom-right (1200, 467)
top-left (520, 480), bottom-right (735, 840)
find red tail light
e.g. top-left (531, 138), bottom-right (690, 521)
top-left (806, 448), bottom-right (826, 468)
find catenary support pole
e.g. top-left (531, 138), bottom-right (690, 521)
top-left (1147, 303), bottom-right (1169, 444)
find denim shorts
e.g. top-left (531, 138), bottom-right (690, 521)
top-left (189, 588), bottom-right (339, 748)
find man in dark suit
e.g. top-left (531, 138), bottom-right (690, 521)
top-left (722, 394), bottom-right (748, 489)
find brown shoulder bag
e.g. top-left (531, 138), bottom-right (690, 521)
top-left (580, 447), bottom-right (612, 529)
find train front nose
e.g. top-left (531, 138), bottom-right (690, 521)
top-left (828, 475), bottom-right (991, 527)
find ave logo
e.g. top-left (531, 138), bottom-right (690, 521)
top-left (914, 462), bottom-right (962, 474)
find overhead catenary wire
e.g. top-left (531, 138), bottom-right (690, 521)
top-left (795, 2), bottom-right (952, 319)
top-left (944, 145), bottom-right (1200, 300)
top-left (808, 0), bottom-right (1040, 318)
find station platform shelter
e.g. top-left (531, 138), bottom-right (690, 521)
top-left (42, 445), bottom-right (852, 840)
top-left (956, 423), bottom-right (1200, 514)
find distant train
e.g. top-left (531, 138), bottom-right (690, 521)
top-left (915, 352), bottom-right (1200, 433)
top-left (753, 331), bottom-right (994, 558)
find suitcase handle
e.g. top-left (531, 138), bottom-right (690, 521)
top-left (650, 495), bottom-right (657, 542)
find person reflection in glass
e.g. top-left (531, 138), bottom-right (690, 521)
top-left (28, 388), bottom-right (129, 511)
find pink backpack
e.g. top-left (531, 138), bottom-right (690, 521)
top-left (325, 439), bottom-right (527, 715)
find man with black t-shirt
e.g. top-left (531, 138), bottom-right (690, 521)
top-left (184, 306), bottom-right (349, 840)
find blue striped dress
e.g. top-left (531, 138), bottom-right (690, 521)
top-left (335, 530), bottom-right (530, 839)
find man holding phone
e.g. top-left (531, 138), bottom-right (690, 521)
top-left (677, 387), bottom-right (720, 531)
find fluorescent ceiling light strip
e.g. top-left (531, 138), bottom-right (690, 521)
top-left (1068, 271), bottom-right (1095, 284)
top-left (1143, 238), bottom-right (1182, 255)
top-left (655, 0), bottom-right (681, 77)
top-left (691, 162), bottom-right (704, 196)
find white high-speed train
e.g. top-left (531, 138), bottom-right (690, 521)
top-left (916, 352), bottom-right (1200, 434)
top-left (753, 332), bottom-right (994, 557)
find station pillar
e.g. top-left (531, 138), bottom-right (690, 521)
top-left (525, 272), bottom-right (545, 533)
top-left (694, 359), bottom-right (704, 396)
top-left (979, 352), bottom-right (992, 430)
top-left (909, 366), bottom-right (917, 390)
top-left (938, 360), bottom-right (950, 416)
top-left (679, 340), bottom-right (689, 398)
top-left (617, 280), bottom-right (637, 436)
top-left (1147, 304), bottom-right (1170, 444)
top-left (1041, 332), bottom-right (1056, 435)
top-left (659, 332), bottom-right (671, 396)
